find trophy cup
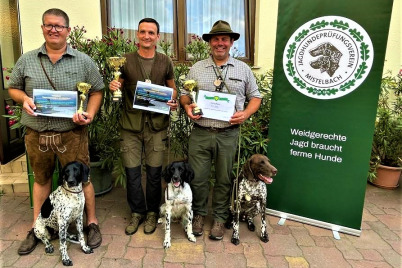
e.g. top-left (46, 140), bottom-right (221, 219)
top-left (108, 57), bottom-right (126, 102)
top-left (77, 82), bottom-right (92, 114)
top-left (184, 80), bottom-right (203, 116)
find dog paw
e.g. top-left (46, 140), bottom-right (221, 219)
top-left (247, 222), bottom-right (255, 232)
top-left (260, 233), bottom-right (269, 243)
top-left (231, 237), bottom-right (240, 245)
top-left (163, 240), bottom-right (171, 249)
top-left (45, 245), bottom-right (54, 254)
top-left (157, 218), bottom-right (163, 224)
top-left (188, 234), bottom-right (196, 242)
top-left (82, 246), bottom-right (94, 254)
top-left (62, 259), bottom-right (73, 266)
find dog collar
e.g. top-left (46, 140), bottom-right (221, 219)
top-left (62, 185), bottom-right (82, 194)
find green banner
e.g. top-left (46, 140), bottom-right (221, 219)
top-left (267, 0), bottom-right (394, 234)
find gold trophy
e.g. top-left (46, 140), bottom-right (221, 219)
top-left (184, 80), bottom-right (203, 116)
top-left (77, 82), bottom-right (91, 114)
top-left (108, 57), bottom-right (126, 102)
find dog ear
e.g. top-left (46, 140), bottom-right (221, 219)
top-left (243, 158), bottom-right (252, 179)
top-left (80, 162), bottom-right (90, 183)
top-left (184, 163), bottom-right (194, 183)
top-left (163, 163), bottom-right (172, 183)
top-left (59, 163), bottom-right (68, 186)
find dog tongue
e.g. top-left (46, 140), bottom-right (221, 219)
top-left (258, 174), bottom-right (273, 184)
top-left (174, 181), bottom-right (181, 187)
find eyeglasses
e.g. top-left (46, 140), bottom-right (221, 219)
top-left (42, 24), bottom-right (68, 32)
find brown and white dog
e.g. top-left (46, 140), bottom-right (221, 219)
top-left (226, 154), bottom-right (277, 245)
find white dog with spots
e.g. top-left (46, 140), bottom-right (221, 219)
top-left (34, 161), bottom-right (93, 266)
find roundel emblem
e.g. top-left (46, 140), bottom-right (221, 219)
top-left (283, 16), bottom-right (374, 99)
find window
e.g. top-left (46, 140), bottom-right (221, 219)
top-left (102, 0), bottom-right (255, 64)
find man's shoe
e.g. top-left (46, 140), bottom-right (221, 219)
top-left (192, 215), bottom-right (204, 236)
top-left (209, 220), bottom-right (224, 240)
top-left (125, 213), bottom-right (145, 235)
top-left (18, 228), bottom-right (38, 255)
top-left (87, 223), bottom-right (102, 248)
top-left (144, 212), bottom-right (157, 234)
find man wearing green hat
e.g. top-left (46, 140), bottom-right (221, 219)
top-left (180, 20), bottom-right (262, 240)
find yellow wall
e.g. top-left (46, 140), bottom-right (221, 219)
top-left (18, 0), bottom-right (401, 75)
top-left (255, 0), bottom-right (401, 75)
top-left (19, 0), bottom-right (102, 53)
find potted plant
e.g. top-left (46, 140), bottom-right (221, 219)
top-left (368, 71), bottom-right (402, 189)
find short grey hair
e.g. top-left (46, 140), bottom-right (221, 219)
top-left (42, 8), bottom-right (70, 27)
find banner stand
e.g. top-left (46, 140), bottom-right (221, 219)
top-left (266, 208), bottom-right (361, 237)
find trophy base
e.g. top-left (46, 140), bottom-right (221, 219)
top-left (192, 109), bottom-right (203, 116)
top-left (112, 96), bottom-right (122, 102)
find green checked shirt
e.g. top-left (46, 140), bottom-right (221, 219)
top-left (9, 43), bottom-right (104, 132)
top-left (181, 56), bottom-right (261, 128)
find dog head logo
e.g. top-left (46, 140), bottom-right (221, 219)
top-left (283, 16), bottom-right (373, 99)
top-left (309, 42), bottom-right (342, 77)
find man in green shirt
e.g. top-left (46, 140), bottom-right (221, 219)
top-left (109, 18), bottom-right (178, 236)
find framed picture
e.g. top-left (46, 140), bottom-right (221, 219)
top-left (133, 81), bottom-right (173, 114)
top-left (33, 89), bottom-right (77, 118)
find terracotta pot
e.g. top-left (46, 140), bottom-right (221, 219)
top-left (371, 164), bottom-right (401, 189)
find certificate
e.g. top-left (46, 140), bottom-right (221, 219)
top-left (196, 90), bottom-right (237, 121)
top-left (133, 81), bottom-right (173, 115)
top-left (33, 89), bottom-right (77, 118)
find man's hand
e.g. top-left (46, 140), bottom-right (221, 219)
top-left (22, 96), bottom-right (37, 116)
top-left (167, 99), bottom-right (179, 111)
top-left (229, 111), bottom-right (250, 125)
top-left (109, 80), bottom-right (121, 92)
top-left (184, 103), bottom-right (202, 120)
top-left (73, 112), bottom-right (93, 125)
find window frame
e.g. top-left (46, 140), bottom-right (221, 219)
top-left (101, 0), bottom-right (255, 65)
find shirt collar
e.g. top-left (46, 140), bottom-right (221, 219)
top-left (205, 55), bottom-right (235, 68)
top-left (37, 43), bottom-right (76, 57)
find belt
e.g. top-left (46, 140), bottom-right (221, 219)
top-left (194, 124), bottom-right (239, 132)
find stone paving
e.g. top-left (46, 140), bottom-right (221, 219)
top-left (0, 183), bottom-right (400, 268)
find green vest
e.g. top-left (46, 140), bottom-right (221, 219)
top-left (120, 51), bottom-right (174, 133)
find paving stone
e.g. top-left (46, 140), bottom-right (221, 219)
top-left (378, 248), bottom-right (402, 268)
top-left (143, 248), bottom-right (164, 268)
top-left (301, 246), bottom-right (351, 268)
top-left (128, 226), bottom-right (164, 249)
top-left (204, 235), bottom-right (224, 253)
top-left (99, 257), bottom-right (138, 268)
top-left (312, 236), bottom-right (334, 247)
top-left (346, 259), bottom-right (392, 268)
top-left (124, 246), bottom-right (146, 261)
top-left (346, 230), bottom-right (392, 250)
top-left (164, 240), bottom-right (204, 264)
top-left (377, 214), bottom-right (402, 231)
top-left (358, 249), bottom-right (384, 261)
top-left (32, 254), bottom-right (60, 268)
top-left (290, 226), bottom-right (315, 247)
top-left (223, 240), bottom-right (243, 254)
top-left (243, 242), bottom-right (267, 267)
top-left (205, 251), bottom-right (246, 267)
top-left (285, 256), bottom-right (309, 268)
top-left (103, 234), bottom-right (130, 258)
top-left (261, 234), bottom-right (302, 257)
top-left (362, 208), bottom-right (379, 222)
top-left (266, 256), bottom-right (289, 268)
top-left (304, 224), bottom-right (333, 237)
top-left (164, 262), bottom-right (184, 268)
top-left (366, 221), bottom-right (400, 242)
top-left (11, 252), bottom-right (41, 267)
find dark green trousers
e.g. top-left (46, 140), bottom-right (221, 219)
top-left (188, 126), bottom-right (239, 222)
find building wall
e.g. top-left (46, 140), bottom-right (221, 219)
top-left (19, 0), bottom-right (102, 53)
top-left (18, 0), bottom-right (401, 75)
